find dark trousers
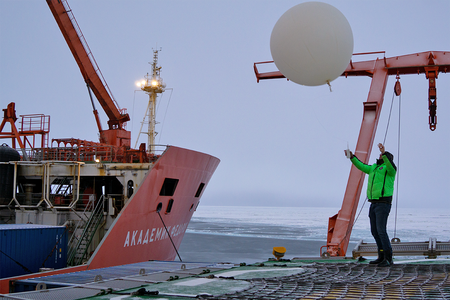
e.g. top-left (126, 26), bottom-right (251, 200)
top-left (369, 202), bottom-right (392, 253)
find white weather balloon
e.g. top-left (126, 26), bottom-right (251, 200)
top-left (270, 2), bottom-right (353, 87)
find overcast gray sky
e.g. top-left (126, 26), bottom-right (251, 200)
top-left (1, 1), bottom-right (449, 210)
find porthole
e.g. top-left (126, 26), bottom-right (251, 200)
top-left (156, 202), bottom-right (162, 212)
top-left (127, 180), bottom-right (134, 198)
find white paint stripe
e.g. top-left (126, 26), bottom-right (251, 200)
top-left (174, 277), bottom-right (217, 286)
top-left (394, 258), bottom-right (450, 264)
top-left (110, 296), bottom-right (130, 300)
top-left (220, 267), bottom-right (304, 277)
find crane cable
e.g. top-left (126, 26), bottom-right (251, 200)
top-left (382, 87), bottom-right (402, 240)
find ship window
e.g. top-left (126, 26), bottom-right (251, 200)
top-left (166, 199), bottom-right (174, 213)
top-left (195, 183), bottom-right (205, 198)
top-left (159, 178), bottom-right (179, 196)
top-left (127, 180), bottom-right (134, 198)
top-left (189, 203), bottom-right (194, 211)
top-left (156, 202), bottom-right (162, 212)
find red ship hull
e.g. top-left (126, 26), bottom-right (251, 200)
top-left (88, 146), bottom-right (220, 269)
top-left (0, 146), bottom-right (219, 293)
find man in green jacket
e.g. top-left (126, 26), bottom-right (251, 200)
top-left (346, 143), bottom-right (397, 267)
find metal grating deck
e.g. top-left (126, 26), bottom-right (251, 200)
top-left (201, 262), bottom-right (450, 300)
top-left (2, 260), bottom-right (450, 299)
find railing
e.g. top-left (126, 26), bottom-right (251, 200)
top-left (2, 140), bottom-right (168, 163)
top-left (19, 113), bottom-right (50, 149)
top-left (4, 192), bottom-right (96, 211)
top-left (0, 160), bottom-right (83, 210)
top-left (353, 238), bottom-right (450, 259)
top-left (29, 144), bottom-right (167, 163)
top-left (67, 194), bottom-right (105, 266)
top-left (41, 145), bottom-right (117, 162)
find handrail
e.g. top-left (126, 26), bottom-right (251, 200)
top-left (67, 194), bottom-right (105, 266)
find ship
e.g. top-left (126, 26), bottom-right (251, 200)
top-left (2, 46), bottom-right (449, 297)
top-left (1, 1), bottom-right (449, 299)
top-left (0, 0), bottom-right (219, 278)
top-left (2, 48), bottom-right (449, 298)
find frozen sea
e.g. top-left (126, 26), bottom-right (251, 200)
top-left (178, 205), bottom-right (450, 264)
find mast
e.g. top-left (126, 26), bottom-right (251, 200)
top-left (139, 50), bottom-right (166, 154)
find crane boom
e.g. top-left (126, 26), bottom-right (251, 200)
top-left (47, 0), bottom-right (130, 147)
top-left (254, 50), bottom-right (450, 256)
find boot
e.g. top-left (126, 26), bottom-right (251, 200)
top-left (386, 250), bottom-right (393, 265)
top-left (377, 250), bottom-right (392, 267)
top-left (369, 249), bottom-right (384, 265)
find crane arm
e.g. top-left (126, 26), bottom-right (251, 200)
top-left (254, 51), bottom-right (450, 256)
top-left (46, 0), bottom-right (129, 130)
top-left (254, 51), bottom-right (450, 81)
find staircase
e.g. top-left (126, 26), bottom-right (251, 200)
top-left (67, 196), bottom-right (105, 266)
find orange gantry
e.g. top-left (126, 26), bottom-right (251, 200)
top-left (254, 51), bottom-right (450, 256)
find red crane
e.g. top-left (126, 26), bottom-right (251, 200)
top-left (46, 0), bottom-right (130, 147)
top-left (254, 50), bottom-right (450, 257)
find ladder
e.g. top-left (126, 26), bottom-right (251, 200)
top-left (67, 196), bottom-right (105, 266)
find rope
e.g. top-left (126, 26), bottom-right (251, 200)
top-left (393, 93), bottom-right (401, 238)
top-left (382, 91), bottom-right (396, 145)
top-left (342, 86), bottom-right (403, 248)
top-left (157, 211), bottom-right (182, 262)
top-left (41, 226), bottom-right (69, 268)
top-left (381, 88), bottom-right (402, 239)
top-left (338, 196), bottom-right (368, 250)
top-left (0, 250), bottom-right (32, 274)
top-left (338, 171), bottom-right (369, 250)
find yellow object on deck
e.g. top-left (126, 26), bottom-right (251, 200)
top-left (273, 247), bottom-right (286, 260)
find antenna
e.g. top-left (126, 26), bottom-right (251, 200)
top-left (135, 49), bottom-right (166, 154)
